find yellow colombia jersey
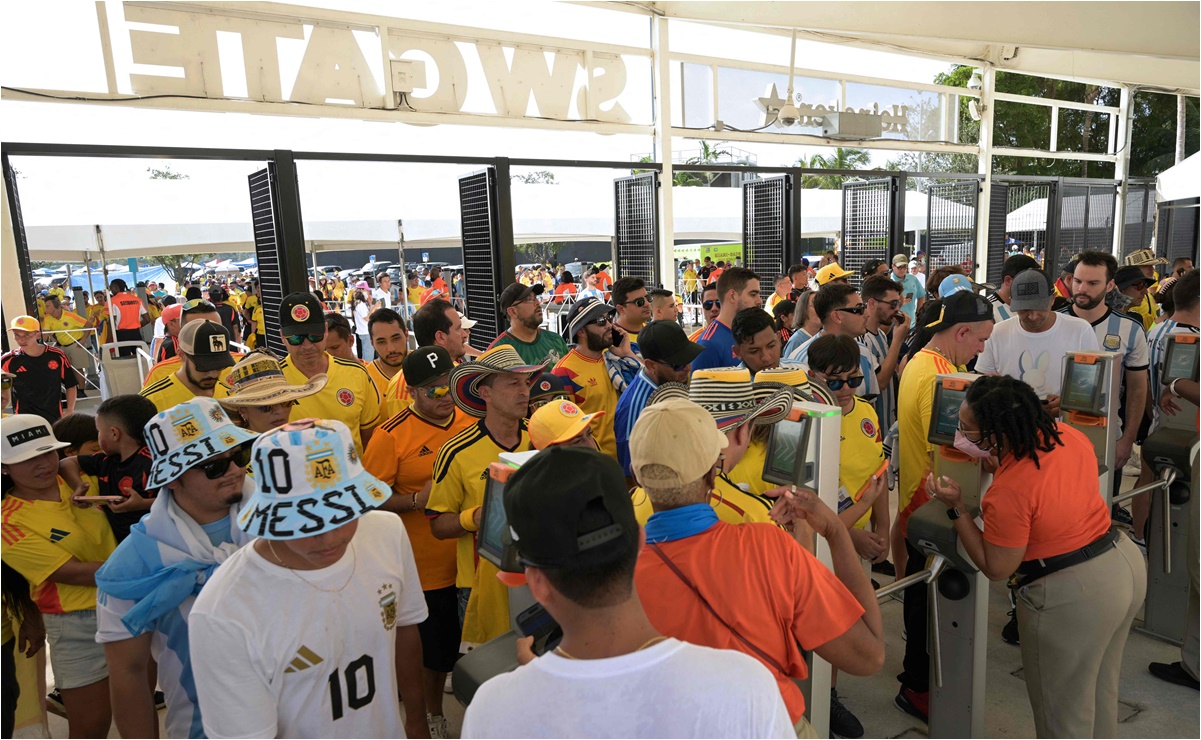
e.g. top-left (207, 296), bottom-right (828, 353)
top-left (726, 436), bottom-right (771, 496)
top-left (629, 474), bottom-right (774, 527)
top-left (142, 354), bottom-right (244, 390)
top-left (551, 349), bottom-right (618, 459)
top-left (40, 311), bottom-right (88, 346)
top-left (281, 354), bottom-right (382, 454)
top-left (1, 478), bottom-right (117, 614)
top-left (840, 398), bottom-right (886, 531)
top-left (140, 370), bottom-right (232, 413)
top-left (428, 420), bottom-right (531, 645)
top-left (382, 370), bottom-right (413, 420)
top-left (364, 360), bottom-right (402, 404)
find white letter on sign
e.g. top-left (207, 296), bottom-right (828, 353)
top-left (125, 4), bottom-right (222, 96)
top-left (478, 45), bottom-right (580, 119)
top-left (290, 27), bottom-right (382, 106)
top-left (386, 34), bottom-right (468, 113)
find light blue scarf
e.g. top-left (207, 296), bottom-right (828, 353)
top-left (645, 503), bottom-right (720, 543)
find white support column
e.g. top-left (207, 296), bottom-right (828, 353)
top-left (1113, 85), bottom-right (1135, 258)
top-left (1, 178), bottom-right (28, 321)
top-left (653, 15), bottom-right (675, 289)
top-left (975, 67), bottom-right (997, 281)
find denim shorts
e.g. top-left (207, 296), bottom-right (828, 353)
top-left (43, 610), bottom-right (108, 690)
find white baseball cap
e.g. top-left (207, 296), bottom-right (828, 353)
top-left (2, 415), bottom-right (70, 464)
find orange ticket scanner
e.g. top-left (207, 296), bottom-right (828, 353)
top-left (1060, 351), bottom-right (1122, 503)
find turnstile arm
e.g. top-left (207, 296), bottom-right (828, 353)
top-left (1111, 467), bottom-right (1177, 574)
top-left (875, 554), bottom-right (949, 688)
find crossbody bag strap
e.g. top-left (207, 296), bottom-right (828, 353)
top-left (646, 542), bottom-right (788, 675)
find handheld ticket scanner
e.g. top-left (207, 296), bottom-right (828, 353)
top-left (762, 401), bottom-right (842, 739)
top-left (1131, 334), bottom-right (1198, 644)
top-left (1059, 351), bottom-right (1123, 503)
top-left (901, 373), bottom-right (989, 738)
top-left (452, 450), bottom-right (553, 705)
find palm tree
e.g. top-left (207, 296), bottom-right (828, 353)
top-left (797, 148), bottom-right (872, 189)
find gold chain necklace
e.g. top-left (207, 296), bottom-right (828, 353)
top-left (924, 343), bottom-right (952, 364)
top-left (266, 539), bottom-right (357, 593)
top-left (554, 635), bottom-right (669, 660)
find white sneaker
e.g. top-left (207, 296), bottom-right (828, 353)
top-left (444, 674), bottom-right (454, 693)
top-left (1123, 447), bottom-right (1143, 477)
top-left (428, 713), bottom-right (450, 739)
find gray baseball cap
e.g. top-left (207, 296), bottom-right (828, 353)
top-left (1009, 269), bottom-right (1052, 311)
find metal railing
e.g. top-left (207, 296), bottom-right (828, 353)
top-left (875, 553), bottom-right (949, 688)
top-left (1112, 467), bottom-right (1178, 574)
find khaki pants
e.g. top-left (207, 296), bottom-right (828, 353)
top-left (59, 341), bottom-right (95, 385)
top-left (793, 715), bottom-right (817, 739)
top-left (1017, 536), bottom-right (1147, 738)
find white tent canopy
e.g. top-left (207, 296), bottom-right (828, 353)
top-left (1156, 153), bottom-right (1201, 201)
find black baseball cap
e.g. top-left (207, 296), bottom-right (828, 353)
top-left (279, 292), bottom-right (326, 335)
top-left (529, 372), bottom-right (570, 402)
top-left (402, 345), bottom-right (454, 387)
top-left (177, 320), bottom-right (235, 372)
top-left (499, 282), bottom-right (546, 313)
top-left (504, 447), bottom-right (638, 569)
top-left (1115, 265), bottom-right (1154, 290)
top-left (924, 291), bottom-right (993, 332)
top-left (639, 320), bottom-right (704, 366)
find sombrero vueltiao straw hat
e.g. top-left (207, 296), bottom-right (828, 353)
top-left (219, 351), bottom-right (327, 408)
top-left (754, 363), bottom-right (837, 407)
top-left (450, 345), bottom-right (548, 418)
top-left (686, 367), bottom-right (793, 431)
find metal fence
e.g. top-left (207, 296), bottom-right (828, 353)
top-left (924, 180), bottom-right (980, 276)
top-left (459, 168), bottom-right (507, 350)
top-left (742, 176), bottom-right (792, 281)
top-left (614, 172), bottom-right (660, 288)
top-left (841, 178), bottom-right (896, 287)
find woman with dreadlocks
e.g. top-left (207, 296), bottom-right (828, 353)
top-left (925, 375), bottom-right (1145, 739)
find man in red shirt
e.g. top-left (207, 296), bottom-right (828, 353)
top-left (629, 396), bottom-right (885, 735)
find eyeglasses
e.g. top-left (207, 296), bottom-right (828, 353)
top-left (836, 305), bottom-right (867, 315)
top-left (197, 454), bottom-right (237, 480)
top-left (419, 384), bottom-right (451, 399)
top-left (183, 299), bottom-right (216, 312)
top-left (877, 299), bottom-right (902, 309)
top-left (589, 316), bottom-right (612, 327)
top-left (284, 333), bottom-right (324, 346)
top-left (620, 296), bottom-right (649, 308)
top-left (1176, 268), bottom-right (1190, 276)
top-left (822, 375), bottom-right (865, 391)
top-left (702, 299), bottom-right (721, 310)
top-left (515, 295), bottom-right (539, 306)
top-left (651, 358), bottom-right (690, 373)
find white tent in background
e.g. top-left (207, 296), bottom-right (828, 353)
top-left (1156, 153), bottom-right (1201, 201)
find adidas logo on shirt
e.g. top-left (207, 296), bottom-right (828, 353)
top-left (418, 445), bottom-right (434, 457)
top-left (284, 646), bottom-right (324, 674)
top-left (49, 528), bottom-right (70, 543)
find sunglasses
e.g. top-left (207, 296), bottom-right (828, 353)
top-left (589, 316), bottom-right (612, 327)
top-left (651, 358), bottom-right (690, 373)
top-left (420, 384), bottom-right (451, 399)
top-left (836, 305), bottom-right (867, 315)
top-left (620, 296), bottom-right (649, 308)
top-left (284, 333), bottom-right (324, 346)
top-left (877, 299), bottom-right (902, 309)
top-left (822, 375), bottom-right (865, 391)
top-left (197, 454), bottom-right (237, 480)
top-left (183, 299), bottom-right (216, 312)
top-left (702, 299), bottom-right (721, 310)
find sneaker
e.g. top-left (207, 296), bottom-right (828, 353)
top-left (1148, 661), bottom-right (1200, 690)
top-left (154, 689), bottom-right (166, 709)
top-left (894, 687), bottom-right (929, 723)
top-left (444, 674), bottom-right (454, 694)
top-left (46, 689), bottom-right (66, 718)
top-left (1001, 611), bottom-right (1020, 645)
top-left (872, 560), bottom-right (897, 577)
top-left (1111, 504), bottom-right (1133, 526)
top-left (427, 713), bottom-right (450, 739)
top-left (871, 578), bottom-right (881, 590)
top-left (1123, 448), bottom-right (1143, 477)
top-left (829, 688), bottom-right (864, 738)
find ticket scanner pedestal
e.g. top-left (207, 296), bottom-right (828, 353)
top-left (1059, 351), bottom-right (1123, 504)
top-left (906, 373), bottom-right (990, 738)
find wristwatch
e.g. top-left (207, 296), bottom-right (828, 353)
top-left (946, 507), bottom-right (961, 521)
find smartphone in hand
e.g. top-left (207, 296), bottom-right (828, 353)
top-left (610, 326), bottom-right (626, 347)
top-left (72, 495), bottom-right (125, 504)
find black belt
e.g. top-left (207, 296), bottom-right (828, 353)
top-left (1015, 527), bottom-right (1120, 587)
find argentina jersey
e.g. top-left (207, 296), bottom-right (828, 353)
top-left (1058, 306), bottom-right (1149, 429)
top-left (1147, 319), bottom-right (1199, 423)
top-left (787, 330), bottom-right (880, 400)
top-left (858, 328), bottom-right (896, 427)
top-left (987, 292), bottom-right (1013, 323)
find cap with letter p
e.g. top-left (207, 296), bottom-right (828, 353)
top-left (402, 345), bottom-right (454, 387)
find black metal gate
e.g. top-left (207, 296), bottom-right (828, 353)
top-left (984, 182), bottom-right (1010, 285)
top-left (614, 172), bottom-right (660, 288)
top-left (2, 154), bottom-right (37, 315)
top-left (925, 181), bottom-right (979, 277)
top-left (1156, 198), bottom-right (1200, 265)
top-left (1055, 181), bottom-right (1116, 277)
top-left (999, 180), bottom-right (1058, 277)
top-left (841, 178), bottom-right (899, 286)
top-left (459, 167), bottom-right (513, 350)
top-left (247, 153), bottom-right (307, 357)
top-left (1123, 181), bottom-right (1157, 261)
top-left (742, 175), bottom-right (795, 281)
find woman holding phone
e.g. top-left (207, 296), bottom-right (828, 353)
top-left (926, 375), bottom-right (1145, 738)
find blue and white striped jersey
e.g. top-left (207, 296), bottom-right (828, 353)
top-left (786, 329), bottom-right (880, 400)
top-left (1147, 319), bottom-right (1199, 431)
top-left (858, 327), bottom-right (896, 428)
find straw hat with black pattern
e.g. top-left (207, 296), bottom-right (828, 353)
top-left (686, 367), bottom-right (792, 431)
top-left (1125, 248), bottom-right (1168, 267)
top-left (219, 351), bottom-right (327, 408)
top-left (449, 345), bottom-right (548, 418)
top-left (754, 364), bottom-right (837, 406)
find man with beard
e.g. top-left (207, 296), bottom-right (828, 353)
top-left (552, 297), bottom-right (635, 460)
top-left (611, 277), bottom-right (652, 354)
top-left (1059, 252), bottom-right (1150, 533)
top-left (691, 268), bottom-right (763, 372)
top-left (95, 398), bottom-right (257, 738)
top-left (364, 308), bottom-right (410, 416)
top-left (688, 283), bottom-right (721, 341)
top-left (140, 321), bottom-right (235, 412)
top-left (488, 282), bottom-right (568, 366)
top-left (858, 275), bottom-right (909, 430)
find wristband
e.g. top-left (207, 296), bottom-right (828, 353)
top-left (460, 506), bottom-right (481, 533)
top-left (1169, 378), bottom-right (1181, 397)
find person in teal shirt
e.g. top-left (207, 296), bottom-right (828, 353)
top-left (891, 254), bottom-right (926, 327)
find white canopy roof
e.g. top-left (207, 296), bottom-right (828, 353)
top-left (1156, 153), bottom-right (1201, 201)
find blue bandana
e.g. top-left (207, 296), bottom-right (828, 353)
top-left (645, 503), bottom-right (720, 543)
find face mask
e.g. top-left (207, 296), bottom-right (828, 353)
top-left (953, 429), bottom-right (992, 459)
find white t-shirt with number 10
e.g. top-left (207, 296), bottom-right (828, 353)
top-left (189, 512), bottom-right (428, 739)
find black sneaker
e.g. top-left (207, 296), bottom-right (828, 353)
top-left (872, 560), bottom-right (896, 577)
top-left (829, 688), bottom-right (864, 738)
top-left (155, 690), bottom-right (166, 709)
top-left (894, 687), bottom-right (929, 723)
top-left (1149, 661), bottom-right (1200, 690)
top-left (1111, 504), bottom-right (1133, 526)
top-left (46, 689), bottom-right (66, 718)
top-left (1001, 610), bottom-right (1020, 645)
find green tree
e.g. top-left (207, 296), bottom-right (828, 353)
top-left (675, 141), bottom-right (735, 187)
top-left (797, 148), bottom-right (872, 188)
top-left (515, 242), bottom-right (566, 265)
top-left (154, 253), bottom-right (214, 286)
top-left (147, 165), bottom-right (189, 180)
top-left (511, 170), bottom-right (557, 184)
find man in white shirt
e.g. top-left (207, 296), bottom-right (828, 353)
top-left (189, 418), bottom-right (429, 739)
top-left (461, 447), bottom-right (794, 739)
top-left (977, 269), bottom-right (1099, 416)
